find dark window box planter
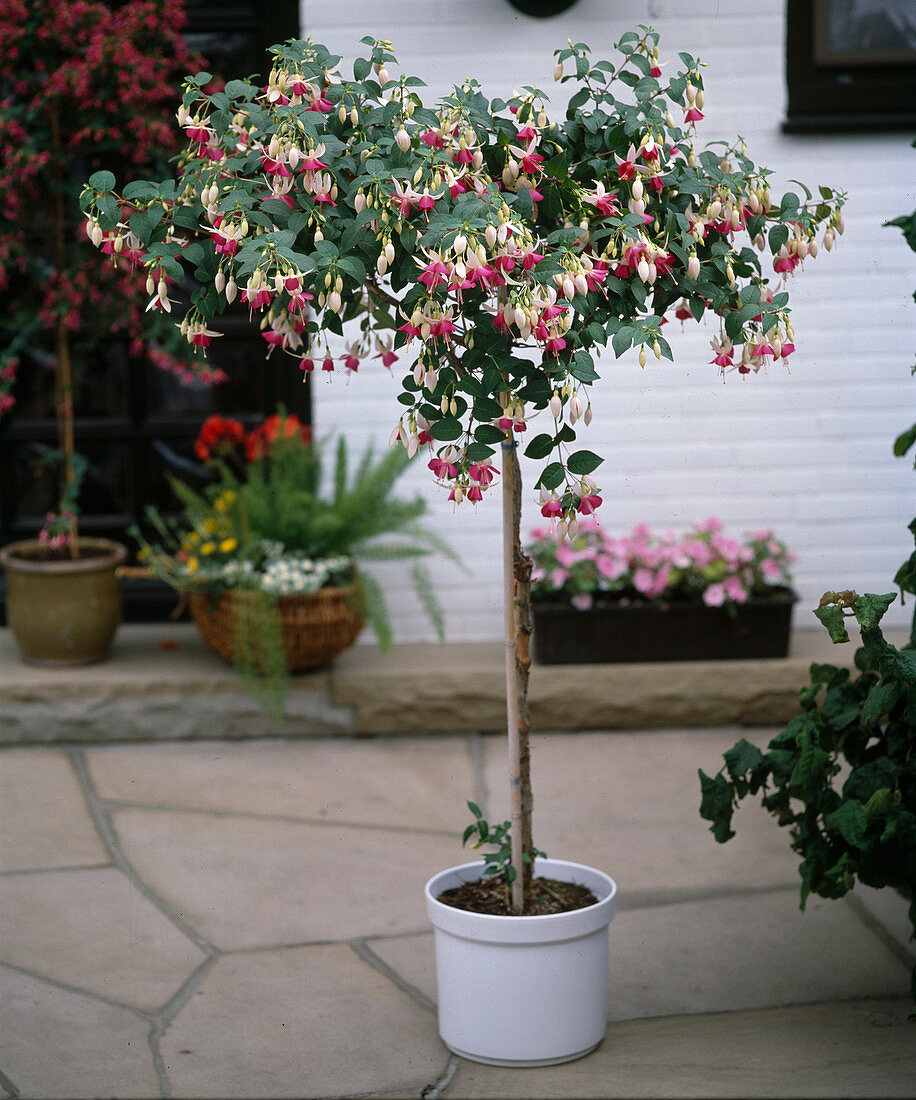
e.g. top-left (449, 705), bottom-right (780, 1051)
top-left (532, 588), bottom-right (798, 665)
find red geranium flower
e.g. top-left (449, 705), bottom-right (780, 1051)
top-left (194, 414), bottom-right (245, 460)
top-left (244, 413), bottom-right (312, 460)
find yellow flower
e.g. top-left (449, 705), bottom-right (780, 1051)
top-left (187, 557), bottom-right (199, 574)
top-left (201, 541), bottom-right (216, 555)
top-left (203, 518), bottom-right (218, 534)
top-left (185, 531), bottom-right (201, 547)
top-left (220, 537), bottom-right (238, 553)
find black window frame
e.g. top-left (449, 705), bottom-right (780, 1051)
top-left (785, 0), bottom-right (916, 133)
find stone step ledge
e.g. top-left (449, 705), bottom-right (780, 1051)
top-left (0, 625), bottom-right (909, 743)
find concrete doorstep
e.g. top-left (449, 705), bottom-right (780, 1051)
top-left (0, 623), bottom-right (910, 743)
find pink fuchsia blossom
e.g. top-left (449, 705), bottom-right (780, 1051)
top-left (577, 493), bottom-right (602, 515)
top-left (469, 462), bottom-right (498, 487)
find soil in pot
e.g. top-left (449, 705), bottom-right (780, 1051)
top-left (437, 875), bottom-right (599, 916)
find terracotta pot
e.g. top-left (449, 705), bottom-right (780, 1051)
top-left (0, 537), bottom-right (128, 666)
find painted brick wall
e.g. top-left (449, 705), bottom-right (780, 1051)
top-left (299, 0), bottom-right (915, 641)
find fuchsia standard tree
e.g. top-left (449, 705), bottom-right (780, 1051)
top-left (82, 26), bottom-right (844, 912)
top-left (0, 0), bottom-right (215, 552)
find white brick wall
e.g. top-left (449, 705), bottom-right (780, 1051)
top-left (300, 0), bottom-right (915, 641)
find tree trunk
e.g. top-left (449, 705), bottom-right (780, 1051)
top-left (501, 435), bottom-right (534, 914)
top-left (50, 103), bottom-right (79, 557)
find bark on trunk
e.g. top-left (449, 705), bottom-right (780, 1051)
top-left (501, 436), bottom-right (534, 914)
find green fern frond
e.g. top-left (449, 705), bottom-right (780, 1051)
top-left (355, 568), bottom-right (392, 651)
top-left (410, 561), bottom-right (446, 641)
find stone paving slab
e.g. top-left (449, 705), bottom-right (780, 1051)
top-left (442, 997), bottom-right (916, 1099)
top-left (0, 748), bottom-right (108, 871)
top-left (482, 728), bottom-right (804, 896)
top-left (85, 736), bottom-right (476, 833)
top-left (111, 808), bottom-right (465, 950)
top-left (0, 866), bottom-right (207, 1011)
top-left (0, 964), bottom-right (161, 1100)
top-left (159, 945), bottom-right (445, 1099)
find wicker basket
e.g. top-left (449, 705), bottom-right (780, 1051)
top-left (189, 585), bottom-right (365, 672)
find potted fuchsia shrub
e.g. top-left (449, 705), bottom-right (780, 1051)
top-left (81, 27), bottom-right (844, 1065)
top-left (528, 516), bottom-right (797, 664)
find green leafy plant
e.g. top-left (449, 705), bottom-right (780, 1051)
top-left (463, 801), bottom-right (546, 888)
top-left (699, 589), bottom-right (916, 996)
top-left (138, 409), bottom-right (459, 707)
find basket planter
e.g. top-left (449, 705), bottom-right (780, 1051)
top-left (0, 537), bottom-right (128, 666)
top-left (189, 584), bottom-right (365, 672)
top-left (533, 587), bottom-right (797, 665)
top-left (425, 858), bottom-right (617, 1067)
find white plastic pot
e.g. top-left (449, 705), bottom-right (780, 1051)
top-left (425, 858), bottom-right (617, 1067)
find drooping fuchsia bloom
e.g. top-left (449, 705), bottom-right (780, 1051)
top-left (540, 496), bottom-right (564, 519)
top-left (298, 147), bottom-right (329, 172)
top-left (389, 178), bottom-right (422, 216)
top-left (183, 318), bottom-right (220, 349)
top-left (261, 154), bottom-right (292, 177)
top-left (421, 129), bottom-right (445, 148)
top-left (616, 144), bottom-right (638, 180)
top-left (321, 356), bottom-right (335, 372)
top-left (577, 493), bottom-right (602, 515)
top-left (417, 253), bottom-right (451, 289)
top-left (584, 261), bottom-right (610, 291)
top-left (429, 455), bottom-right (458, 480)
top-left (684, 107), bottom-right (704, 124)
top-left (299, 356), bottom-right (315, 372)
top-left (584, 182), bottom-right (619, 217)
top-left (241, 284), bottom-right (273, 310)
top-left (469, 462), bottom-right (498, 487)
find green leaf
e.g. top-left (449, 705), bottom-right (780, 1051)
top-left (698, 770), bottom-right (736, 843)
top-left (88, 170), bottom-right (116, 192)
top-left (789, 727), bottom-right (829, 791)
top-left (768, 224), bottom-right (789, 254)
top-left (427, 417), bottom-right (462, 442)
top-left (814, 604), bottom-right (850, 644)
top-left (893, 424), bottom-right (916, 458)
top-left (524, 433), bottom-right (555, 460)
top-left (611, 326), bottom-right (633, 358)
top-left (535, 462), bottom-right (565, 492)
top-left (723, 738), bottom-right (765, 781)
top-left (567, 449), bottom-right (602, 475)
top-left (824, 801), bottom-right (869, 850)
top-left (474, 424), bottom-right (506, 445)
